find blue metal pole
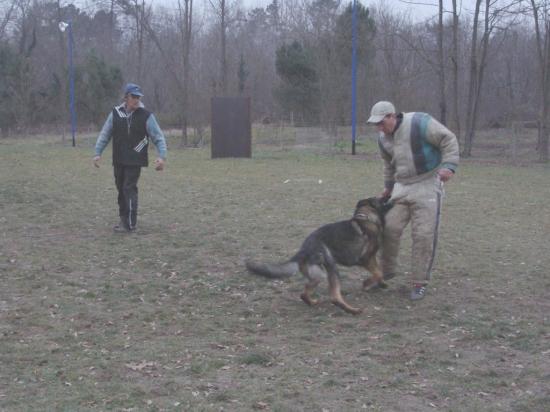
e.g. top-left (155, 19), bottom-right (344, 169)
top-left (351, 0), bottom-right (358, 155)
top-left (68, 21), bottom-right (76, 147)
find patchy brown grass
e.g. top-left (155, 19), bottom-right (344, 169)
top-left (0, 129), bottom-right (549, 411)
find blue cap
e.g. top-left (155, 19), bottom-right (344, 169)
top-left (124, 83), bottom-right (144, 97)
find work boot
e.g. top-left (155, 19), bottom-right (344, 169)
top-left (383, 272), bottom-right (397, 281)
top-left (410, 283), bottom-right (428, 301)
top-left (113, 219), bottom-right (130, 233)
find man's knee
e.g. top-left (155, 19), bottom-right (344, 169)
top-left (384, 219), bottom-right (405, 239)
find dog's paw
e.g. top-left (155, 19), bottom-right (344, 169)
top-left (378, 280), bottom-right (389, 289)
top-left (362, 278), bottom-right (378, 291)
top-left (300, 293), bottom-right (319, 306)
top-left (331, 299), bottom-right (363, 315)
top-left (350, 307), bottom-right (363, 315)
top-left (363, 278), bottom-right (388, 291)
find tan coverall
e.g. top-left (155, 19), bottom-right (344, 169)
top-left (378, 112), bottom-right (459, 286)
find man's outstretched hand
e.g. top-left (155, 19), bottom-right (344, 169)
top-left (155, 158), bottom-right (165, 171)
top-left (437, 168), bottom-right (454, 182)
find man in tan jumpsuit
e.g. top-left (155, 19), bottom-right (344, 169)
top-left (367, 101), bottom-right (459, 300)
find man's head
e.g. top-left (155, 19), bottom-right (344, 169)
top-left (367, 101), bottom-right (397, 135)
top-left (124, 83), bottom-right (144, 111)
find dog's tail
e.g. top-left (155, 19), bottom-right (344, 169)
top-left (245, 259), bottom-right (299, 279)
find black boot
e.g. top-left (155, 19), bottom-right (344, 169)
top-left (113, 218), bottom-right (130, 233)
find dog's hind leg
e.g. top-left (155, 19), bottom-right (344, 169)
top-left (362, 257), bottom-right (388, 290)
top-left (299, 263), bottom-right (322, 306)
top-left (327, 265), bottom-right (362, 315)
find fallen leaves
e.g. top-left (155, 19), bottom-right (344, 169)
top-left (253, 401), bottom-right (269, 410)
top-left (125, 360), bottom-right (156, 372)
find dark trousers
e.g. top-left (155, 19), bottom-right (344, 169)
top-left (113, 164), bottom-right (141, 229)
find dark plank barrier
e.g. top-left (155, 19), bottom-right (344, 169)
top-left (211, 96), bottom-right (251, 158)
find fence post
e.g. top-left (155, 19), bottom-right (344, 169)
top-left (512, 122), bottom-right (519, 164)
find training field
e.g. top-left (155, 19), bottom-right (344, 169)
top-left (1, 131), bottom-right (549, 411)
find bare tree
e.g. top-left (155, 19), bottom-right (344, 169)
top-left (436, 0), bottom-right (447, 124)
top-left (306, 0), bottom-right (340, 132)
top-left (55, 0), bottom-right (68, 139)
top-left (375, 7), bottom-right (416, 105)
top-left (0, 0), bottom-right (18, 41)
top-left (209, 0), bottom-right (229, 95)
top-left (530, 0), bottom-right (550, 161)
top-left (231, 1), bottom-right (282, 120)
top-left (1, 0), bottom-right (548, 142)
top-left (177, 0), bottom-right (193, 146)
top-left (11, 0), bottom-right (37, 129)
top-left (376, 1), bottom-right (450, 124)
top-left (451, 0), bottom-right (461, 141)
top-left (110, 0), bottom-right (116, 51)
top-left (124, 0), bottom-right (148, 83)
top-left (463, 0), bottom-right (523, 157)
top-left (117, 0), bottom-right (188, 133)
top-left (463, 0), bottom-right (493, 157)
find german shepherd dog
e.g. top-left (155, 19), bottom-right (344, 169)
top-left (245, 197), bottom-right (393, 315)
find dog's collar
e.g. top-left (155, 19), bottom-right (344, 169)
top-left (354, 213), bottom-right (374, 224)
top-left (352, 213), bottom-right (373, 235)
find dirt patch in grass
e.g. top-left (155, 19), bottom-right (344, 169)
top-left (0, 132), bottom-right (549, 411)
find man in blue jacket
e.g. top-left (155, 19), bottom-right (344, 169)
top-left (93, 83), bottom-right (167, 232)
top-left (367, 101), bottom-right (459, 300)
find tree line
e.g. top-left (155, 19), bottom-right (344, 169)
top-left (0, 0), bottom-right (549, 160)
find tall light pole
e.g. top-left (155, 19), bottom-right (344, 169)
top-left (351, 0), bottom-right (358, 155)
top-left (59, 20), bottom-right (76, 147)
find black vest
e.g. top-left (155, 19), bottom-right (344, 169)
top-left (112, 107), bottom-right (151, 166)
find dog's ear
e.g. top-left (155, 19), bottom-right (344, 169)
top-left (355, 198), bottom-right (370, 209)
top-left (367, 196), bottom-right (384, 208)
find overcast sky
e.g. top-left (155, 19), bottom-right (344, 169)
top-left (147, 0), bottom-right (478, 22)
top-left (236, 0), bottom-right (472, 21)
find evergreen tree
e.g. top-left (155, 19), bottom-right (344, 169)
top-left (335, 2), bottom-right (376, 66)
top-left (74, 51), bottom-right (123, 125)
top-left (0, 45), bottom-right (19, 135)
top-left (274, 41), bottom-right (320, 125)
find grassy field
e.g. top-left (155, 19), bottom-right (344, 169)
top-left (1, 130), bottom-right (549, 411)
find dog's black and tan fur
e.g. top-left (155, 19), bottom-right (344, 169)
top-left (246, 197), bottom-right (393, 314)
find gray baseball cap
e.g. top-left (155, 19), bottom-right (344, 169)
top-left (124, 83), bottom-right (144, 97)
top-left (367, 101), bottom-right (395, 124)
